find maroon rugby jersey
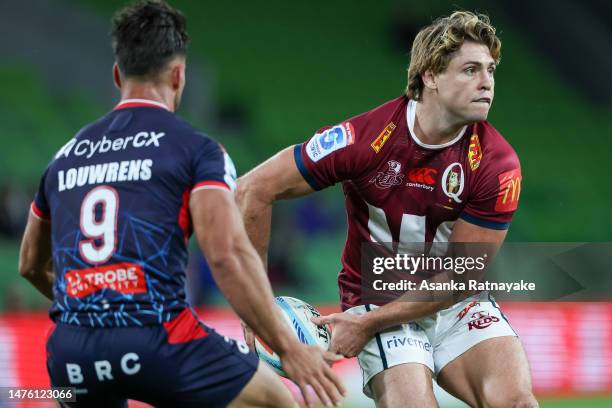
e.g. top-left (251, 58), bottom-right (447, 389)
top-left (294, 96), bottom-right (522, 310)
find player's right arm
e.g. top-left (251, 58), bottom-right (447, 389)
top-left (236, 146), bottom-right (315, 266)
top-left (18, 210), bottom-right (54, 300)
top-left (19, 167), bottom-right (54, 300)
top-left (238, 122), bottom-right (358, 264)
top-left (237, 122), bottom-right (358, 350)
top-left (190, 187), bottom-right (344, 407)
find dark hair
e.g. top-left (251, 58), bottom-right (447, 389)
top-left (111, 0), bottom-right (188, 78)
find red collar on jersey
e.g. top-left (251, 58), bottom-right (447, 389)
top-left (114, 99), bottom-right (170, 111)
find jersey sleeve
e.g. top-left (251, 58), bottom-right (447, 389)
top-left (294, 121), bottom-right (361, 190)
top-left (31, 167), bottom-right (51, 221)
top-left (191, 135), bottom-right (237, 193)
top-left (460, 147), bottom-right (522, 230)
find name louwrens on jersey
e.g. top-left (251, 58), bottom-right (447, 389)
top-left (294, 96), bottom-right (522, 310)
top-left (32, 99), bottom-right (237, 327)
top-left (53, 132), bottom-right (164, 191)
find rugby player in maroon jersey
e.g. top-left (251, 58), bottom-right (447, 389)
top-left (238, 11), bottom-right (537, 408)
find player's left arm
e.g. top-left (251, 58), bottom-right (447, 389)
top-left (18, 211), bottom-right (54, 300)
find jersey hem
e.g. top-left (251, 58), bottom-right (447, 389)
top-left (459, 212), bottom-right (509, 230)
top-left (30, 201), bottom-right (50, 222)
top-left (293, 144), bottom-right (322, 191)
top-left (191, 181), bottom-right (231, 193)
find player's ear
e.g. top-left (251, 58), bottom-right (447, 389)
top-left (170, 62), bottom-right (185, 91)
top-left (422, 69), bottom-right (437, 91)
top-left (113, 63), bottom-right (122, 90)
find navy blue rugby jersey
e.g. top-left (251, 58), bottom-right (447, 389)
top-left (31, 99), bottom-right (237, 327)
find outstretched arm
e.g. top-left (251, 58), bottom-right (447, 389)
top-left (190, 187), bottom-right (344, 406)
top-left (191, 188), bottom-right (296, 351)
top-left (236, 146), bottom-right (315, 266)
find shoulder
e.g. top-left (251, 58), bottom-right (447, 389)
top-left (472, 121), bottom-right (520, 170)
top-left (309, 96), bottom-right (406, 157)
top-left (352, 96), bottom-right (407, 121)
top-left (166, 113), bottom-right (204, 140)
top-left (129, 109), bottom-right (211, 146)
top-left (168, 114), bottom-right (224, 153)
top-left (349, 96), bottom-right (407, 144)
top-left (315, 96), bottom-right (406, 143)
top-left (50, 114), bottom-right (112, 162)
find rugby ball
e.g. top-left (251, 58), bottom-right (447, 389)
top-left (254, 296), bottom-right (331, 377)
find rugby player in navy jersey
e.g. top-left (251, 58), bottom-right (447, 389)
top-left (18, 1), bottom-right (345, 407)
top-left (238, 11), bottom-right (537, 408)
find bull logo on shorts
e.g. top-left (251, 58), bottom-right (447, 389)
top-left (467, 311), bottom-right (499, 331)
top-left (370, 160), bottom-right (404, 189)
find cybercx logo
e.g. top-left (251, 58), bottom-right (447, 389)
top-left (406, 168), bottom-right (438, 191)
top-left (55, 132), bottom-right (165, 160)
top-left (370, 160), bottom-right (404, 189)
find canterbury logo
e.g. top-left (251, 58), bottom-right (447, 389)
top-left (408, 168), bottom-right (438, 185)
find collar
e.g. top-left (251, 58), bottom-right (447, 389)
top-left (114, 98), bottom-right (170, 111)
top-left (406, 99), bottom-right (466, 150)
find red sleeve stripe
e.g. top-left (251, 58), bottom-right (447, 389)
top-left (30, 202), bottom-right (50, 222)
top-left (191, 181), bottom-right (231, 193)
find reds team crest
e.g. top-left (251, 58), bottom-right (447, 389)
top-left (370, 160), bottom-right (404, 189)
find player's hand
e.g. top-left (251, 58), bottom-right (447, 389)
top-left (240, 320), bottom-right (255, 352)
top-left (312, 313), bottom-right (370, 358)
top-left (279, 342), bottom-right (346, 407)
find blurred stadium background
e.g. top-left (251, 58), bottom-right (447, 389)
top-left (0, 0), bottom-right (611, 406)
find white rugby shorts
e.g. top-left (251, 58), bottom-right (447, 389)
top-left (345, 292), bottom-right (517, 398)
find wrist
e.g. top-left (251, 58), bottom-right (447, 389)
top-left (273, 330), bottom-right (300, 357)
top-left (360, 311), bottom-right (379, 337)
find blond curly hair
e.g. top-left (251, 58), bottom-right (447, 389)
top-left (406, 11), bottom-right (501, 100)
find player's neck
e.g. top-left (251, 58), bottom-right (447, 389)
top-left (414, 100), bottom-right (465, 146)
top-left (119, 82), bottom-right (177, 112)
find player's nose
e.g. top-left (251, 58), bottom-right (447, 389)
top-left (479, 70), bottom-right (493, 90)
